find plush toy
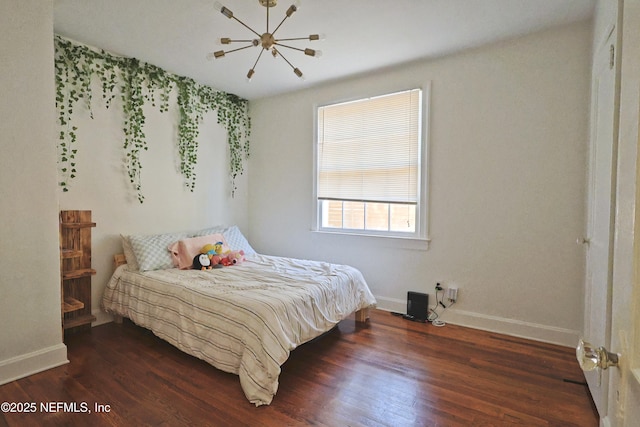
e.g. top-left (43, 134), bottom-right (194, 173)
top-left (213, 241), bottom-right (227, 255)
top-left (224, 250), bottom-right (245, 266)
top-left (201, 243), bottom-right (217, 257)
top-left (193, 253), bottom-right (213, 270)
top-left (209, 254), bottom-right (223, 268)
top-left (197, 244), bottom-right (224, 268)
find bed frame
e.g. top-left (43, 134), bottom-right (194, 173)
top-left (111, 253), bottom-right (370, 323)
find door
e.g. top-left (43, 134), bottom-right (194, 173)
top-left (581, 2), bottom-right (640, 425)
top-left (606, 0), bottom-right (640, 424)
top-left (582, 27), bottom-right (618, 419)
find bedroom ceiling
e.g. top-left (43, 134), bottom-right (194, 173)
top-left (53, 0), bottom-right (596, 101)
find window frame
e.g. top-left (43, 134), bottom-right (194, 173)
top-left (312, 84), bottom-right (430, 243)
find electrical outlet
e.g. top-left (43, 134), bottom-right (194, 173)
top-left (445, 287), bottom-right (458, 302)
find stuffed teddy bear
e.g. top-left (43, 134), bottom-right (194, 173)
top-left (223, 250), bottom-right (245, 266)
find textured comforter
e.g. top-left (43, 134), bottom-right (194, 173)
top-left (101, 254), bottom-right (376, 406)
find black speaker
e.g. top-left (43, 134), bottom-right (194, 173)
top-left (407, 291), bottom-right (429, 321)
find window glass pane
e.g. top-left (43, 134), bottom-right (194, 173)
top-left (365, 202), bottom-right (389, 231)
top-left (390, 204), bottom-right (416, 233)
top-left (323, 200), bottom-right (343, 228)
top-left (344, 201), bottom-right (365, 229)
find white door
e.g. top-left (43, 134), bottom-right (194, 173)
top-left (605, 0), bottom-right (640, 424)
top-left (581, 2), bottom-right (640, 425)
top-left (582, 28), bottom-right (618, 418)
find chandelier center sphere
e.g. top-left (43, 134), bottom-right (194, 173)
top-left (261, 33), bottom-right (275, 50)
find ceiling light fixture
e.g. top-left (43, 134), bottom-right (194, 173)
top-left (208, 0), bottom-right (323, 81)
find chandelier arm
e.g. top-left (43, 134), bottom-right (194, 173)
top-left (251, 48), bottom-right (266, 70)
top-left (271, 15), bottom-right (290, 37)
top-left (276, 36), bottom-right (314, 42)
top-left (226, 39), bottom-right (257, 43)
top-left (273, 42), bottom-right (305, 53)
top-left (275, 48), bottom-right (297, 70)
top-left (224, 44), bottom-right (257, 55)
top-left (231, 16), bottom-right (262, 38)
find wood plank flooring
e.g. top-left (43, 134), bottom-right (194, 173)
top-left (0, 309), bottom-right (597, 426)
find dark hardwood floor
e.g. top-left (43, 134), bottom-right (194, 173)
top-left (0, 309), bottom-right (597, 426)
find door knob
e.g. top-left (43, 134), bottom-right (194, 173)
top-left (576, 338), bottom-right (620, 371)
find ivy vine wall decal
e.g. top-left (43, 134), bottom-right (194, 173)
top-left (54, 35), bottom-right (251, 203)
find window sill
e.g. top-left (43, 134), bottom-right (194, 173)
top-left (311, 229), bottom-right (430, 251)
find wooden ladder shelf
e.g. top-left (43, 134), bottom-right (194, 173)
top-left (59, 210), bottom-right (97, 337)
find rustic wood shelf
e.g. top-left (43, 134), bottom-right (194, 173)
top-left (60, 222), bottom-right (96, 229)
top-left (61, 249), bottom-right (83, 259)
top-left (63, 314), bottom-right (97, 330)
top-left (62, 268), bottom-right (96, 280)
top-left (62, 296), bottom-right (84, 313)
top-left (60, 210), bottom-right (96, 338)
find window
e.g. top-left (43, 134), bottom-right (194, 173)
top-left (315, 88), bottom-right (427, 239)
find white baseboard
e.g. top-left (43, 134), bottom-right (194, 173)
top-left (92, 296), bottom-right (579, 347)
top-left (374, 296), bottom-right (406, 313)
top-left (374, 295), bottom-right (580, 347)
top-left (93, 308), bottom-right (114, 327)
top-left (0, 343), bottom-right (68, 386)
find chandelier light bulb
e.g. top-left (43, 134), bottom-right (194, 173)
top-left (285, 1), bottom-right (302, 17)
top-left (285, 5), bottom-right (297, 17)
top-left (214, 2), bottom-right (233, 18)
top-left (246, 69), bottom-right (256, 81)
top-left (304, 48), bottom-right (318, 57)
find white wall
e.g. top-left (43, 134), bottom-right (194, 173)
top-left (248, 21), bottom-right (592, 346)
top-left (0, 0), bottom-right (68, 384)
top-left (57, 58), bottom-right (250, 324)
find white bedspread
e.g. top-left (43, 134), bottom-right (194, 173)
top-left (101, 254), bottom-right (376, 406)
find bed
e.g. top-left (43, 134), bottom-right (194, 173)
top-left (101, 225), bottom-right (377, 406)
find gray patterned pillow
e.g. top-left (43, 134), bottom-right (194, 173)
top-left (129, 231), bottom-right (189, 271)
top-left (223, 226), bottom-right (257, 255)
top-left (120, 234), bottom-right (140, 271)
top-left (191, 225), bottom-right (227, 237)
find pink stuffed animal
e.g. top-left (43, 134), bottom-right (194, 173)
top-left (224, 250), bottom-right (245, 266)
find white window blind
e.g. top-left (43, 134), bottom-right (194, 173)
top-left (317, 88), bottom-right (421, 204)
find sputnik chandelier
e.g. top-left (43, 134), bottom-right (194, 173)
top-left (208, 0), bottom-right (323, 80)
